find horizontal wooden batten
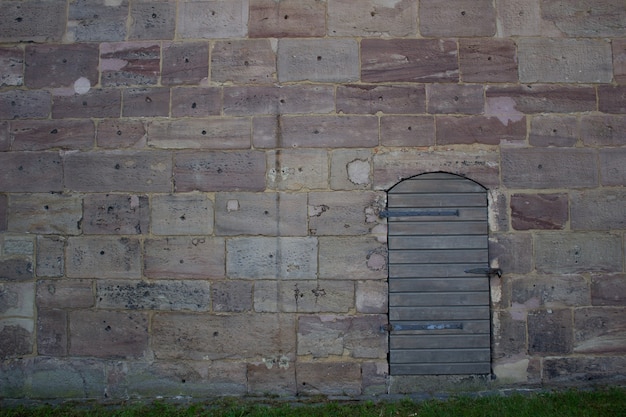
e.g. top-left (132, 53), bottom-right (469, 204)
top-left (391, 334), bottom-right (490, 349)
top-left (385, 207), bottom-right (487, 222)
top-left (388, 193), bottom-right (487, 208)
top-left (389, 277), bottom-right (489, 293)
top-left (389, 320), bottom-right (490, 335)
top-left (388, 235), bottom-right (487, 250)
top-left (390, 306), bottom-right (490, 321)
top-left (391, 348), bottom-right (491, 364)
top-left (389, 249), bottom-right (488, 264)
top-left (390, 362), bottom-right (491, 375)
top-left (389, 263), bottom-right (487, 278)
top-left (388, 221), bottom-right (488, 236)
top-left (389, 291), bottom-right (490, 307)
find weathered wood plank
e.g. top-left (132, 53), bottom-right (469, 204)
top-left (389, 263), bottom-right (487, 278)
top-left (388, 193), bottom-right (487, 207)
top-left (389, 291), bottom-right (490, 307)
top-left (389, 320), bottom-right (490, 335)
top-left (388, 221), bottom-right (488, 236)
top-left (390, 362), bottom-right (491, 375)
top-left (391, 348), bottom-right (491, 363)
top-left (390, 306), bottom-right (490, 321)
top-left (389, 277), bottom-right (489, 292)
top-left (390, 334), bottom-right (490, 349)
top-left (388, 248), bottom-right (488, 264)
top-left (390, 177), bottom-right (486, 194)
top-left (385, 207), bottom-right (487, 222)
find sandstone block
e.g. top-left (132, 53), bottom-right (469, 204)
top-left (361, 361), bottom-right (388, 395)
top-left (0, 90), bottom-right (50, 119)
top-left (614, 39), bottom-right (626, 85)
top-left (211, 280), bottom-right (252, 312)
top-left (52, 89), bottom-right (122, 119)
top-left (427, 84), bottom-right (484, 115)
top-left (174, 151), bottom-right (266, 192)
top-left (254, 280), bottom-right (279, 312)
top-left (248, 0), bottom-right (326, 38)
top-left (318, 237), bottom-right (387, 280)
top-left (36, 279), bottom-right (94, 309)
top-left (37, 308), bottom-right (67, 356)
top-left (420, 0), bottom-right (495, 37)
top-left (598, 86), bottom-right (626, 114)
top-left (0, 0), bottom-right (66, 42)
top-left (152, 193), bottom-right (213, 235)
top-left (144, 237), bottom-right (225, 279)
top-left (488, 233), bottom-right (532, 275)
top-left (96, 119), bottom-right (146, 149)
top-left (308, 191), bottom-right (384, 236)
top-left (129, 1), bottom-right (176, 40)
top-left (10, 119), bottom-right (94, 151)
top-left (64, 150), bottom-right (172, 192)
top-left (252, 116), bottom-right (279, 149)
top-left (436, 115), bottom-right (526, 145)
top-left (529, 115), bottom-right (578, 147)
top-left (0, 46), bottom-right (24, 87)
top-left (2, 236), bottom-right (34, 258)
top-left (67, 0), bottom-right (128, 42)
top-left (177, 0), bottom-right (248, 39)
top-left (100, 42), bottom-right (160, 87)
top-left (227, 237), bottom-right (317, 280)
top-left (0, 281), bottom-right (34, 317)
top-left (67, 237), bottom-right (142, 279)
top-left (296, 362), bottom-right (361, 396)
top-left (278, 39), bottom-right (359, 83)
top-left (380, 116), bottom-right (435, 149)
top-left (600, 149), bottom-right (626, 186)
top-left (528, 309), bottom-right (572, 355)
top-left (24, 44), bottom-right (98, 89)
top-left (361, 39), bottom-right (458, 83)
top-left (459, 39), bottom-right (518, 83)
top-left (0, 194), bottom-right (6, 231)
top-left (574, 307), bottom-right (626, 354)
top-left (328, 0), bottom-right (416, 37)
top-left (162, 42), bottom-right (209, 86)
top-left (215, 192), bottom-right (307, 236)
top-left (25, 357), bottom-right (106, 398)
top-left (8, 193), bottom-right (82, 235)
top-left (542, 0), bottom-right (626, 37)
top-left (535, 232), bottom-right (622, 274)
top-left (247, 362), bottom-right (296, 396)
top-left (581, 116), bottom-right (626, 146)
top-left (97, 279), bottom-right (210, 311)
top-left (0, 318), bottom-right (33, 359)
top-left (212, 39), bottom-right (276, 84)
top-left (171, 87), bottom-right (221, 117)
top-left (279, 115), bottom-right (378, 148)
top-left (122, 87), bottom-right (170, 117)
top-left (281, 280), bottom-right (354, 313)
top-left (147, 118), bottom-right (251, 149)
top-left (543, 356), bottom-right (626, 383)
top-left (0, 122), bottom-right (8, 152)
top-left (571, 189), bottom-right (626, 230)
top-left (337, 84), bottom-right (426, 115)
top-left (511, 275), bottom-right (589, 309)
top-left (492, 310), bottom-right (526, 359)
top-left (36, 236), bottom-right (65, 278)
top-left (152, 313), bottom-right (295, 360)
top-left (69, 310), bottom-right (148, 358)
top-left (224, 85), bottom-right (334, 116)
top-left (501, 147), bottom-right (597, 189)
top-left (591, 274), bottom-right (626, 306)
top-left (486, 85), bottom-right (597, 113)
top-left (510, 193), bottom-right (568, 230)
top-left (83, 194), bottom-right (149, 235)
top-left (0, 259), bottom-right (33, 282)
top-left (356, 280), bottom-right (388, 314)
top-left (267, 149), bottom-right (329, 190)
top-left (330, 149), bottom-right (373, 190)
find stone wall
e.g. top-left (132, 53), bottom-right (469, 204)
top-left (1, 0), bottom-right (625, 400)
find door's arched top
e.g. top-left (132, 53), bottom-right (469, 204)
top-left (388, 172), bottom-right (487, 194)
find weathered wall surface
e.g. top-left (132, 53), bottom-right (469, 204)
top-left (0, 0), bottom-right (625, 400)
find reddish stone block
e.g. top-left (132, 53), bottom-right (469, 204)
top-left (212, 39), bottom-right (276, 84)
top-left (328, 0), bottom-right (417, 37)
top-left (0, 122), bottom-right (8, 151)
top-left (486, 85), bottom-right (596, 113)
top-left (529, 115), bottom-right (578, 147)
top-left (252, 116), bottom-right (279, 149)
top-left (420, 0), bottom-right (496, 37)
top-left (574, 307), bottom-right (626, 354)
top-left (37, 309), bottom-right (67, 356)
top-left (489, 233), bottom-right (532, 274)
top-left (100, 42), bottom-right (160, 87)
top-left (36, 236), bottom-right (65, 278)
top-left (36, 279), bottom-right (94, 309)
top-left (0, 90), bottom-right (51, 119)
top-left (599, 86), bottom-right (626, 114)
top-left (147, 118), bottom-right (251, 150)
top-left (162, 42), bottom-right (209, 86)
top-left (0, 46), bottom-right (24, 87)
top-left (24, 44), bottom-right (99, 89)
top-left (122, 88), bottom-right (170, 117)
top-left (0, 259), bottom-right (33, 282)
top-left (581, 115), bottom-right (626, 146)
top-left (151, 193), bottom-right (214, 236)
top-left (511, 193), bottom-right (568, 230)
top-left (296, 362), bottom-right (361, 396)
top-left (0, 152), bottom-right (63, 192)
top-left (174, 151), bottom-right (266, 192)
top-left (144, 237), bottom-right (226, 279)
top-left (570, 189), bottom-right (626, 231)
top-left (361, 39), bottom-right (458, 83)
top-left (0, 319), bottom-right (33, 358)
top-left (69, 310), bottom-right (148, 358)
top-left (600, 149), bottom-right (626, 186)
top-left (613, 39), bottom-right (626, 85)
top-left (96, 119), bottom-right (147, 149)
top-left (436, 115), bottom-right (526, 145)
top-left (459, 39), bottom-right (518, 83)
top-left (52, 89), bottom-right (121, 119)
top-left (247, 362), bottom-right (296, 396)
top-left (427, 84), bottom-right (484, 114)
top-left (211, 281), bottom-right (252, 312)
top-left (8, 193), bottom-right (82, 235)
top-left (0, 0), bottom-right (66, 43)
top-left (66, 237), bottom-right (142, 279)
top-left (171, 87), bottom-right (221, 117)
top-left (278, 39), bottom-right (359, 83)
top-left (542, 0), bottom-right (626, 37)
top-left (591, 274), bottom-right (626, 306)
top-left (83, 194), bottom-right (149, 235)
top-left (224, 85), bottom-right (334, 116)
top-left (528, 309), bottom-right (573, 355)
top-left (0, 194), bottom-right (6, 231)
top-left (280, 115), bottom-right (378, 148)
top-left (10, 120), bottom-right (94, 151)
top-left (68, 0), bottom-right (128, 42)
top-left (249, 0), bottom-right (326, 38)
top-left (380, 116), bottom-right (434, 147)
top-left (337, 84), bottom-right (425, 115)
top-left (177, 0), bottom-right (247, 39)
top-left (129, 1), bottom-right (176, 40)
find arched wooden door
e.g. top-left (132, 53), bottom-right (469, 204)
top-left (385, 172), bottom-right (491, 375)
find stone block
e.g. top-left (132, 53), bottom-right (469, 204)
top-left (308, 191), bottom-right (384, 236)
top-left (2, 236), bottom-right (34, 257)
top-left (0, 122), bottom-right (8, 152)
top-left (0, 194), bottom-right (6, 231)
top-left (37, 308), bottom-right (67, 356)
top-left (100, 42), bottom-right (160, 87)
top-left (28, 357), bottom-right (107, 398)
top-left (486, 85), bottom-right (597, 113)
top-left (356, 280), bottom-right (388, 314)
top-left (0, 281), bottom-right (34, 317)
top-left (518, 38), bottom-right (612, 83)
top-left (488, 189), bottom-right (509, 233)
top-left (83, 193), bottom-right (149, 235)
top-left (278, 39), bottom-right (359, 83)
top-left (174, 150), bottom-right (266, 192)
top-left (212, 39), bottom-right (276, 84)
top-left (535, 232), bottom-right (622, 274)
top-left (543, 356), bottom-right (626, 383)
top-left (510, 193), bottom-right (568, 230)
top-left (361, 39), bottom-right (458, 83)
top-left (337, 84), bottom-right (425, 115)
top-left (254, 280), bottom-right (279, 312)
top-left (511, 275), bottom-right (589, 309)
top-left (436, 115), bottom-right (526, 145)
top-left (177, 0), bottom-right (248, 39)
top-left (0, 90), bottom-right (50, 119)
top-left (224, 85), bottom-right (334, 116)
top-left (215, 192), bottom-right (307, 236)
top-left (147, 118), bottom-right (251, 149)
top-left (614, 39), bottom-right (626, 84)
top-left (296, 362), bottom-right (361, 396)
top-left (8, 193), bottom-right (81, 235)
top-left (492, 310), bottom-right (526, 359)
top-left (419, 0), bottom-right (495, 37)
top-left (227, 237), bottom-right (317, 279)
top-left (10, 119), bottom-right (94, 151)
top-left (36, 279), bottom-right (93, 309)
top-left (249, 0), bottom-right (326, 38)
top-left (144, 237), bottom-right (225, 279)
top-left (591, 274), bottom-right (626, 306)
top-left (0, 46), bottom-right (24, 87)
top-left (280, 280), bottom-right (354, 313)
top-left (211, 280), bottom-right (252, 312)
top-left (488, 233), bottom-right (532, 275)
top-left (599, 86), bottom-right (626, 114)
top-left (162, 42), bottom-right (209, 86)
top-left (247, 361), bottom-right (296, 396)
top-left (267, 149), bottom-right (329, 190)
top-left (171, 87), bottom-right (221, 117)
top-left (501, 147), bottom-right (597, 189)
top-left (96, 119), bottom-right (147, 149)
top-left (328, 0), bottom-right (417, 37)
top-left (318, 237), bottom-right (387, 280)
top-left (575, 307), bottom-right (626, 354)
top-left (122, 87), bottom-right (170, 117)
top-left (0, 318), bottom-right (33, 359)
top-left (427, 84), bottom-right (484, 115)
top-left (0, 259), bottom-right (33, 282)
top-left (0, 0), bottom-right (66, 42)
top-left (253, 116), bottom-right (279, 148)
top-left (64, 150), bottom-right (172, 192)
top-left (152, 313), bottom-right (295, 360)
top-left (24, 43), bottom-right (98, 89)
top-left (529, 115), bottom-right (578, 147)
top-left (600, 149), bottom-right (626, 186)
top-left (571, 189), bottom-right (626, 231)
top-left (66, 237), bottom-right (142, 279)
top-left (373, 148), bottom-right (500, 190)
top-left (97, 279), bottom-right (210, 311)
top-left (459, 39), bottom-right (518, 83)
top-left (279, 115), bottom-right (378, 148)
top-left (67, 0), bottom-right (128, 42)
top-left (542, 0), bottom-right (626, 37)
top-left (52, 89), bottom-right (122, 119)
top-left (330, 149), bottom-right (373, 190)
top-left (151, 193), bottom-right (213, 235)
top-left (69, 310), bottom-right (148, 358)
top-left (528, 309), bottom-right (572, 355)
top-left (581, 115), bottom-right (626, 146)
top-left (129, 0), bottom-right (176, 40)
top-left (36, 236), bottom-right (65, 278)
top-left (361, 361), bottom-right (389, 395)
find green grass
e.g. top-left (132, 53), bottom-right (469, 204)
top-left (2, 388), bottom-right (626, 417)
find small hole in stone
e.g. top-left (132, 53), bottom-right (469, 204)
top-left (538, 164), bottom-right (543, 169)
top-left (15, 17), bottom-right (23, 22)
top-left (50, 128), bottom-right (58, 134)
top-left (145, 96), bottom-right (152, 103)
top-left (317, 56), bottom-right (322, 61)
top-left (371, 11), bottom-right (376, 17)
top-left (284, 14), bottom-right (289, 19)
top-left (244, 60), bottom-right (249, 66)
top-left (213, 331), bottom-right (219, 337)
top-left (191, 102), bottom-right (197, 109)
top-left (115, 163), bottom-right (121, 170)
top-left (487, 56), bottom-right (492, 61)
top-left (184, 57), bottom-right (189, 63)
top-left (62, 58), bottom-right (67, 63)
top-left (105, 325), bottom-right (111, 331)
top-left (269, 254), bottom-right (274, 258)
top-left (179, 259), bottom-right (184, 264)
top-left (407, 126), bottom-right (412, 131)
top-left (116, 130), bottom-right (122, 136)
top-left (201, 130), bottom-right (207, 135)
top-left (100, 251), bottom-right (105, 255)
top-left (461, 10), bottom-right (466, 15)
top-left (280, 99), bottom-right (285, 104)
top-left (211, 10), bottom-right (216, 15)
top-left (44, 205), bottom-right (49, 210)
top-left (152, 13), bottom-right (157, 18)
top-left (264, 210), bottom-right (269, 215)
top-left (454, 96), bottom-right (459, 101)
top-left (181, 379), bottom-right (186, 383)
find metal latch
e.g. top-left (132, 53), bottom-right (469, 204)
top-left (379, 209), bottom-right (459, 218)
top-left (465, 267), bottom-right (502, 277)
